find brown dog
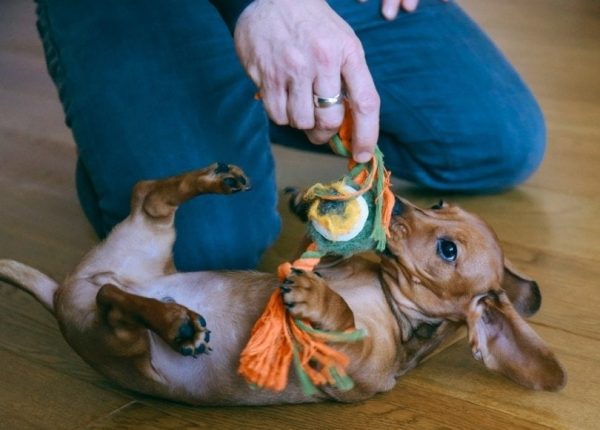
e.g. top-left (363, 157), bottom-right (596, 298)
top-left (0, 163), bottom-right (565, 406)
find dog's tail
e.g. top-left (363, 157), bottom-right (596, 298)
top-left (0, 259), bottom-right (58, 313)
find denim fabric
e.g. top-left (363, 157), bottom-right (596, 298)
top-left (272, 0), bottom-right (546, 191)
top-left (35, 0), bottom-right (545, 271)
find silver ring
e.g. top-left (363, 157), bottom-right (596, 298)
top-left (313, 92), bottom-right (344, 108)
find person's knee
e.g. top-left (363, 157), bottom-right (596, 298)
top-left (491, 104), bottom-right (546, 190)
top-left (459, 99), bottom-right (546, 192)
top-left (387, 94), bottom-right (547, 193)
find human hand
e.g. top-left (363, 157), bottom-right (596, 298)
top-left (371, 0), bottom-right (448, 20)
top-left (234, 0), bottom-right (380, 163)
top-left (380, 0), bottom-right (420, 20)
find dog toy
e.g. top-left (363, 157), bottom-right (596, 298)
top-left (238, 109), bottom-right (394, 395)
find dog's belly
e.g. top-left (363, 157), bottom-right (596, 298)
top-left (128, 271), bottom-right (319, 404)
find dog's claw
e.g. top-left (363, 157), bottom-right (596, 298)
top-left (280, 270), bottom-right (331, 323)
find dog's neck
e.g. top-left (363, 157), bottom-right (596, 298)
top-left (378, 259), bottom-right (443, 344)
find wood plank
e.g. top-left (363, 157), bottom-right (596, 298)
top-left (459, 0), bottom-right (600, 104)
top-left (141, 383), bottom-right (552, 430)
top-left (84, 402), bottom-right (202, 430)
top-left (401, 324), bottom-right (600, 430)
top-left (500, 242), bottom-right (600, 341)
top-left (0, 349), bottom-right (132, 430)
top-left (0, 88), bottom-right (73, 143)
top-left (0, 282), bottom-right (114, 387)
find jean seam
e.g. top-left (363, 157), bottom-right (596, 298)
top-left (35, 1), bottom-right (74, 127)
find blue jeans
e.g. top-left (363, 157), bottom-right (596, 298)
top-left (35, 0), bottom-right (545, 271)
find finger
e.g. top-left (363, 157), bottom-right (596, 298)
top-left (401, 0), bottom-right (419, 12)
top-left (287, 80), bottom-right (315, 130)
top-left (311, 73), bottom-right (345, 143)
top-left (260, 85), bottom-right (289, 125)
top-left (305, 105), bottom-right (344, 145)
top-left (341, 47), bottom-right (380, 163)
top-left (381, 0), bottom-right (401, 20)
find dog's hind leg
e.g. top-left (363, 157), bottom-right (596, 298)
top-left (72, 163), bottom-right (250, 282)
top-left (96, 283), bottom-right (211, 357)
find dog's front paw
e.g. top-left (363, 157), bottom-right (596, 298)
top-left (162, 306), bottom-right (211, 358)
top-left (212, 162), bottom-right (250, 194)
top-left (280, 269), bottom-right (329, 325)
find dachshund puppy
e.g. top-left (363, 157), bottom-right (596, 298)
top-left (0, 164), bottom-right (565, 405)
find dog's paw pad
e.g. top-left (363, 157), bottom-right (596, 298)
top-left (175, 314), bottom-right (210, 358)
top-left (214, 164), bottom-right (250, 194)
top-left (214, 162), bottom-right (230, 174)
top-left (222, 176), bottom-right (246, 192)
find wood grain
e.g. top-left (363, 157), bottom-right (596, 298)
top-left (1, 0), bottom-right (599, 428)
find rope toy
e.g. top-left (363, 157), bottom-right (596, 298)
top-left (238, 108), bottom-right (395, 395)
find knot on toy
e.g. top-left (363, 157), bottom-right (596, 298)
top-left (238, 108), bottom-right (394, 395)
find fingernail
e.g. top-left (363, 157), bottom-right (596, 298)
top-left (383, 6), bottom-right (398, 20)
top-left (354, 152), bottom-right (372, 163)
top-left (403, 0), bottom-right (418, 12)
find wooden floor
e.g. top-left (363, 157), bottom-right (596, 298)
top-left (1, 0), bottom-right (599, 428)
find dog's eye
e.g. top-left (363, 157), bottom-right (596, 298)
top-left (437, 238), bottom-right (457, 262)
top-left (430, 200), bottom-right (445, 210)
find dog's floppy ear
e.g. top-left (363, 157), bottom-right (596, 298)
top-left (466, 291), bottom-right (566, 391)
top-left (501, 258), bottom-right (541, 317)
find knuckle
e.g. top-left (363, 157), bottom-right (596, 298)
top-left (354, 92), bottom-right (381, 114)
top-left (346, 40), bottom-right (366, 60)
top-left (312, 40), bottom-right (337, 68)
top-left (316, 116), bottom-right (341, 130)
top-left (292, 116), bottom-right (315, 130)
top-left (284, 50), bottom-right (308, 74)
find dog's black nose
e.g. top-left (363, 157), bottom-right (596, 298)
top-left (392, 198), bottom-right (405, 216)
